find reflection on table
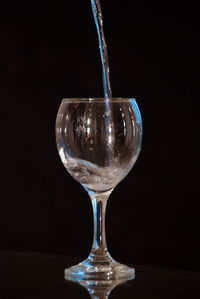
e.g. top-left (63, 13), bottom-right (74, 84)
top-left (0, 252), bottom-right (200, 298)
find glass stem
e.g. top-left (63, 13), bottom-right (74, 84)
top-left (89, 190), bottom-right (112, 259)
top-left (91, 294), bottom-right (109, 299)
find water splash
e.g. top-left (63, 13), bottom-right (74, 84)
top-left (90, 0), bottom-right (114, 165)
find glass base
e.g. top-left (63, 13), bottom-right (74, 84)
top-left (64, 253), bottom-right (135, 282)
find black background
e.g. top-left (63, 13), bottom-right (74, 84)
top-left (0, 0), bottom-right (199, 271)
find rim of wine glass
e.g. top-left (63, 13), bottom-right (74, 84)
top-left (62, 97), bottom-right (136, 103)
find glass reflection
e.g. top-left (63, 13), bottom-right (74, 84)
top-left (65, 277), bottom-right (131, 299)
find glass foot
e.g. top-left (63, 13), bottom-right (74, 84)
top-left (65, 253), bottom-right (135, 282)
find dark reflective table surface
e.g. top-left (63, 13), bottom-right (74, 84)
top-left (0, 252), bottom-right (200, 298)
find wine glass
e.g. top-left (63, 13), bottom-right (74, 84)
top-left (55, 98), bottom-right (142, 282)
